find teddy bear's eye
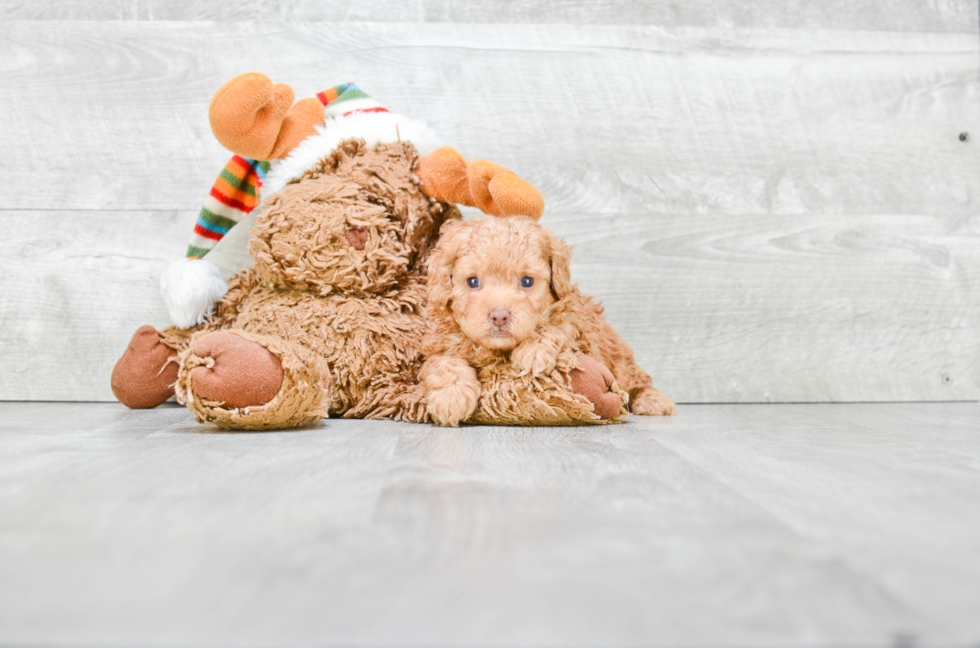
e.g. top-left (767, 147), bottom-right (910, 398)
top-left (520, 276), bottom-right (534, 288)
top-left (467, 277), bottom-right (481, 289)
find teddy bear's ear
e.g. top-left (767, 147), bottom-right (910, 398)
top-left (543, 227), bottom-right (573, 300)
top-left (209, 73), bottom-right (324, 160)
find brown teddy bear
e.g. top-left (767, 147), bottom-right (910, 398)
top-left (110, 74), bottom-right (626, 429)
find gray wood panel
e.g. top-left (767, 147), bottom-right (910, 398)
top-left (2, 0), bottom-right (975, 31)
top-left (3, 209), bottom-right (977, 403)
top-left (1, 17), bottom-right (978, 403)
top-left (0, 211), bottom-right (191, 401)
top-left (1, 23), bottom-right (977, 215)
top-left (1, 402), bottom-right (977, 645)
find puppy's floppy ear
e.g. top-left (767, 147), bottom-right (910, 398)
top-left (544, 226), bottom-right (573, 300)
top-left (426, 220), bottom-right (471, 318)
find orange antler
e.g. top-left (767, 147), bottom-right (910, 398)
top-left (208, 73), bottom-right (325, 160)
top-left (417, 147), bottom-right (545, 220)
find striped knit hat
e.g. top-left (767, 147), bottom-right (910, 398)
top-left (162, 82), bottom-right (437, 328)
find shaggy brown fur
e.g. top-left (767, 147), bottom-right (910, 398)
top-left (112, 138), bottom-right (626, 429)
top-left (116, 139), bottom-right (459, 429)
top-left (189, 139), bottom-right (459, 428)
top-left (175, 330), bottom-right (333, 430)
top-left (421, 216), bottom-right (675, 426)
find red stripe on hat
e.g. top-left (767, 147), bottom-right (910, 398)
top-left (194, 223), bottom-right (224, 241)
top-left (228, 155), bottom-right (251, 172)
top-left (209, 186), bottom-right (253, 213)
top-left (318, 87), bottom-right (340, 106)
top-left (340, 106), bottom-right (391, 117)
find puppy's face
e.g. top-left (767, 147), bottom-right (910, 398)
top-left (429, 217), bottom-right (572, 351)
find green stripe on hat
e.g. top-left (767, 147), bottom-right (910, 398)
top-left (219, 168), bottom-right (257, 197)
top-left (187, 244), bottom-right (211, 259)
top-left (334, 88), bottom-right (370, 104)
top-left (199, 207), bottom-right (239, 232)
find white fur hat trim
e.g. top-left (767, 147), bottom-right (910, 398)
top-left (160, 258), bottom-right (228, 329)
top-left (262, 111), bottom-right (439, 197)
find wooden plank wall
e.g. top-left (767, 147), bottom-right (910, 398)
top-left (1, 2), bottom-right (978, 403)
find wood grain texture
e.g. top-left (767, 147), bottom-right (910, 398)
top-left (1, 17), bottom-right (978, 402)
top-left (1, 402), bottom-right (978, 645)
top-left (2, 208), bottom-right (976, 403)
top-left (1, 0), bottom-right (975, 31)
top-left (0, 211), bottom-right (193, 401)
top-left (1, 23), bottom-right (978, 216)
top-left (561, 210), bottom-right (980, 403)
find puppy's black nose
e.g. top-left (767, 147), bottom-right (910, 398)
top-left (489, 309), bottom-right (511, 327)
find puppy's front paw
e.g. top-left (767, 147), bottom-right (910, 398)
top-left (421, 356), bottom-right (481, 427)
top-left (427, 383), bottom-right (480, 427)
top-left (512, 339), bottom-right (559, 376)
top-left (630, 387), bottom-right (676, 416)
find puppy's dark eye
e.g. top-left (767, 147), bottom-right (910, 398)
top-left (467, 276), bottom-right (481, 289)
top-left (520, 276), bottom-right (534, 288)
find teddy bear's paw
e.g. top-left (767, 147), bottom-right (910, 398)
top-left (565, 355), bottom-right (626, 420)
top-left (176, 332), bottom-right (331, 430)
top-left (511, 338), bottom-right (560, 377)
top-left (111, 325), bottom-right (179, 409)
top-left (189, 332), bottom-right (284, 409)
top-left (630, 386), bottom-right (677, 416)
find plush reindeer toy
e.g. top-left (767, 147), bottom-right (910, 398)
top-left (110, 74), bottom-right (627, 429)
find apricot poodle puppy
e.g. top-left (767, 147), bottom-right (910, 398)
top-left (420, 216), bottom-right (676, 426)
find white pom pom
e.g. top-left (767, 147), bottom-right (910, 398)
top-left (160, 258), bottom-right (228, 329)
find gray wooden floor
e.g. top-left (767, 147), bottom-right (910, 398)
top-left (1, 403), bottom-right (977, 647)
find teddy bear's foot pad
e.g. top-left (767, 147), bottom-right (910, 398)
top-left (175, 330), bottom-right (332, 430)
top-left (566, 355), bottom-right (627, 420)
top-left (189, 332), bottom-right (284, 409)
top-left (111, 325), bottom-right (179, 409)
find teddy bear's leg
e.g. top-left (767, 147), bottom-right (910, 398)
top-left (111, 325), bottom-right (180, 409)
top-left (565, 355), bottom-right (629, 420)
top-left (588, 317), bottom-right (677, 417)
top-left (175, 330), bottom-right (333, 430)
top-left (466, 354), bottom-right (628, 426)
top-left (419, 355), bottom-right (481, 427)
top-left (187, 332), bottom-right (284, 408)
top-left (341, 376), bottom-right (428, 423)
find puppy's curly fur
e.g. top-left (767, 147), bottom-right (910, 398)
top-left (421, 216), bottom-right (675, 426)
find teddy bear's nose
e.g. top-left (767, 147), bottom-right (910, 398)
top-left (489, 309), bottom-right (511, 328)
top-left (345, 226), bottom-right (369, 250)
